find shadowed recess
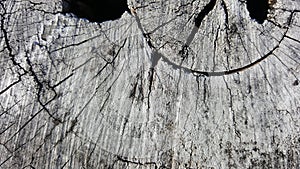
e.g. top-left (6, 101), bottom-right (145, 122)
top-left (62, 0), bottom-right (130, 22)
top-left (246, 0), bottom-right (269, 24)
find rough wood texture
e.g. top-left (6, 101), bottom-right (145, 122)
top-left (0, 0), bottom-right (299, 168)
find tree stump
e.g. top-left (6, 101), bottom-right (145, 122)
top-left (0, 0), bottom-right (299, 168)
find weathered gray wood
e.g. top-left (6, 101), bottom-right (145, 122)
top-left (0, 0), bottom-right (300, 168)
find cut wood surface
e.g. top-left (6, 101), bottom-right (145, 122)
top-left (0, 0), bottom-right (299, 168)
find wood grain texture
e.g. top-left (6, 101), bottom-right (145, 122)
top-left (0, 0), bottom-right (299, 168)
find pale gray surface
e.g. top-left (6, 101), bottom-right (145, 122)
top-left (0, 0), bottom-right (300, 168)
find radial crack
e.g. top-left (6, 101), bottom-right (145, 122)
top-left (195, 0), bottom-right (217, 27)
top-left (183, 0), bottom-right (217, 49)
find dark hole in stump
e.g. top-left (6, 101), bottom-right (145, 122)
top-left (246, 0), bottom-right (269, 24)
top-left (62, 0), bottom-right (130, 23)
top-left (293, 80), bottom-right (299, 86)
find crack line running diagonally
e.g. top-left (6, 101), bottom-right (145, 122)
top-left (184, 0), bottom-right (217, 47)
top-left (0, 3), bottom-right (28, 95)
top-left (93, 38), bottom-right (127, 78)
top-left (195, 0), bottom-right (218, 28)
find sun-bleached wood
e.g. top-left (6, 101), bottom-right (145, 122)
top-left (0, 0), bottom-right (299, 168)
